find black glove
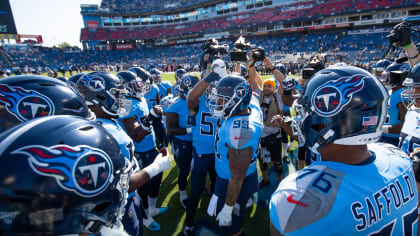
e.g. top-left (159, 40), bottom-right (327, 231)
top-left (204, 71), bottom-right (220, 84)
top-left (387, 22), bottom-right (412, 47)
top-left (151, 117), bottom-right (166, 150)
top-left (139, 115), bottom-right (152, 131)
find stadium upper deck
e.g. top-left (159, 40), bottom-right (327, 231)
top-left (80, 0), bottom-right (420, 48)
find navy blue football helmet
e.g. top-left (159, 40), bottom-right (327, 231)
top-left (373, 59), bottom-right (392, 78)
top-left (292, 65), bottom-right (388, 153)
top-left (0, 115), bottom-right (129, 234)
top-left (56, 76), bottom-right (67, 83)
top-left (67, 73), bottom-right (85, 90)
top-left (180, 75), bottom-right (199, 97)
top-left (150, 68), bottom-right (162, 84)
top-left (0, 75), bottom-right (94, 133)
top-left (282, 77), bottom-right (297, 91)
top-left (380, 62), bottom-right (410, 88)
top-left (175, 68), bottom-right (187, 83)
top-left (76, 71), bottom-right (127, 117)
top-left (117, 70), bottom-right (145, 98)
top-left (128, 67), bottom-right (153, 93)
top-left (275, 63), bottom-right (287, 75)
top-left (208, 75), bottom-right (252, 119)
top-left (402, 62), bottom-right (420, 110)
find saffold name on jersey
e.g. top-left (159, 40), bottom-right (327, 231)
top-left (351, 170), bottom-right (416, 232)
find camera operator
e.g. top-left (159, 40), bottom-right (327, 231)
top-left (201, 38), bottom-right (229, 74)
top-left (270, 55), bottom-right (325, 170)
top-left (247, 53), bottom-right (295, 186)
top-left (388, 22), bottom-right (420, 67)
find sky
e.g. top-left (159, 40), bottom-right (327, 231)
top-left (9, 0), bottom-right (102, 47)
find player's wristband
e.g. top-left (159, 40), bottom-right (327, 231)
top-left (141, 123), bottom-right (151, 131)
top-left (150, 108), bottom-right (158, 118)
top-left (186, 127), bottom-right (192, 134)
top-left (207, 66), bottom-right (212, 70)
top-left (383, 125), bottom-right (390, 134)
top-left (418, 208), bottom-right (420, 215)
top-left (408, 53), bottom-right (419, 59)
top-left (283, 90), bottom-right (292, 95)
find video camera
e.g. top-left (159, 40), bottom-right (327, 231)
top-left (202, 38), bottom-right (229, 62)
top-left (387, 22), bottom-right (412, 47)
top-left (230, 36), bottom-right (253, 62)
top-left (251, 47), bottom-right (266, 62)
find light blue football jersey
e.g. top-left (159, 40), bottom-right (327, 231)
top-left (117, 97), bottom-right (156, 152)
top-left (192, 95), bottom-right (219, 154)
top-left (144, 85), bottom-right (160, 109)
top-left (167, 96), bottom-right (192, 141)
top-left (400, 109), bottom-right (420, 154)
top-left (157, 82), bottom-right (171, 99)
top-left (171, 83), bottom-right (180, 97)
top-left (160, 94), bottom-right (175, 130)
top-left (270, 143), bottom-right (418, 235)
top-left (96, 118), bottom-right (134, 162)
top-left (215, 98), bottom-right (263, 180)
top-left (384, 88), bottom-right (406, 138)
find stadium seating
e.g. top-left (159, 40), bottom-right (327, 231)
top-left (3, 29), bottom-right (418, 73)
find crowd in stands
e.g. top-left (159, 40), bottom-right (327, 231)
top-left (100, 0), bottom-right (213, 13)
top-left (81, 0), bottom-right (416, 42)
top-left (1, 29), bottom-right (418, 75)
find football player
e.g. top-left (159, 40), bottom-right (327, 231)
top-left (166, 75), bottom-right (199, 209)
top-left (0, 116), bottom-right (131, 235)
top-left (150, 68), bottom-right (171, 99)
top-left (76, 71), bottom-right (170, 235)
top-left (183, 60), bottom-right (225, 235)
top-left (129, 67), bottom-right (160, 109)
top-left (373, 59), bottom-right (392, 80)
top-left (270, 65), bottom-right (418, 235)
top-left (0, 75), bottom-right (94, 133)
top-left (400, 63), bottom-right (420, 158)
top-left (207, 75), bottom-right (263, 236)
top-left (380, 62), bottom-right (411, 146)
top-left (129, 67), bottom-right (166, 151)
top-left (116, 70), bottom-right (168, 232)
top-left (172, 68), bottom-right (187, 97)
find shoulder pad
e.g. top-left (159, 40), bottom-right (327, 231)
top-left (226, 117), bottom-right (254, 149)
top-left (270, 165), bottom-right (345, 234)
top-left (368, 142), bottom-right (409, 159)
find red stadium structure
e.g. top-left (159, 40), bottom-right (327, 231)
top-left (80, 0), bottom-right (420, 50)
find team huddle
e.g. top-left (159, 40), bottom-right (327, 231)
top-left (0, 22), bottom-right (420, 236)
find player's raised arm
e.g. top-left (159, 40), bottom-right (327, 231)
top-left (188, 59), bottom-right (227, 115)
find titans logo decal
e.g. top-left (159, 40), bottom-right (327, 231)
top-left (234, 83), bottom-right (249, 98)
top-left (183, 77), bottom-right (192, 86)
top-left (13, 145), bottom-right (113, 197)
top-left (0, 84), bottom-right (54, 122)
top-left (80, 76), bottom-right (106, 92)
top-left (312, 74), bottom-right (365, 117)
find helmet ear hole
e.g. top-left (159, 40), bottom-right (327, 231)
top-left (97, 94), bottom-right (106, 101)
top-left (79, 126), bottom-right (94, 131)
top-left (311, 123), bottom-right (326, 132)
top-left (92, 201), bottom-right (112, 213)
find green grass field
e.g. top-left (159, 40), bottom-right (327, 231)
top-left (40, 71), bottom-right (283, 236)
top-left (42, 71), bottom-right (275, 85)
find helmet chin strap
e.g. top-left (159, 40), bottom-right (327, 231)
top-left (99, 223), bottom-right (129, 236)
top-left (101, 106), bottom-right (119, 117)
top-left (226, 97), bottom-right (243, 118)
top-left (310, 129), bottom-right (335, 157)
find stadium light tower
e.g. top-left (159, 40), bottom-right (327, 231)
top-left (0, 0), bottom-right (19, 44)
